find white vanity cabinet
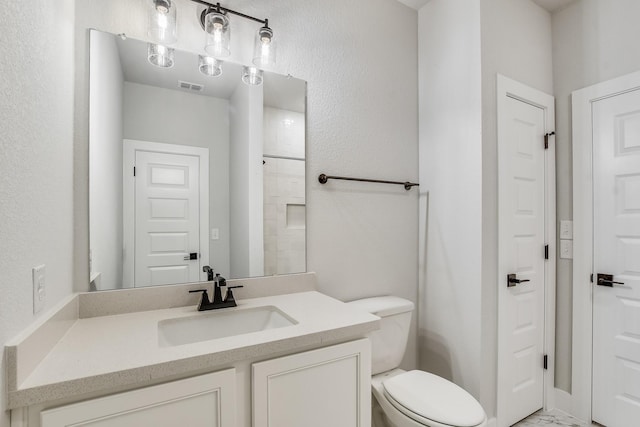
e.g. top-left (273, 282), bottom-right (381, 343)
top-left (252, 339), bottom-right (371, 427)
top-left (39, 369), bottom-right (236, 427)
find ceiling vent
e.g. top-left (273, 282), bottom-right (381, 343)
top-left (178, 80), bottom-right (204, 92)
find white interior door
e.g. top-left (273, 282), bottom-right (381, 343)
top-left (497, 76), bottom-right (554, 427)
top-left (592, 88), bottom-right (640, 427)
top-left (135, 151), bottom-right (201, 287)
top-left (123, 140), bottom-right (209, 288)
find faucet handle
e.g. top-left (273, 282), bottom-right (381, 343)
top-left (214, 273), bottom-right (226, 287)
top-left (189, 289), bottom-right (211, 308)
top-left (224, 285), bottom-right (244, 304)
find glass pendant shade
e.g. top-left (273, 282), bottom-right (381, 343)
top-left (242, 66), bottom-right (263, 86)
top-left (148, 0), bottom-right (177, 44)
top-left (252, 25), bottom-right (276, 67)
top-left (147, 43), bottom-right (174, 68)
top-left (204, 11), bottom-right (231, 58)
top-left (199, 55), bottom-right (223, 77)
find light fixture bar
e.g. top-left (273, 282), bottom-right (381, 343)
top-left (190, 0), bottom-right (268, 25)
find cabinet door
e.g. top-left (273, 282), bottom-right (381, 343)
top-left (41, 369), bottom-right (235, 427)
top-left (253, 339), bottom-right (371, 427)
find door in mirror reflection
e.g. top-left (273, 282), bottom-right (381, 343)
top-left (124, 141), bottom-right (209, 287)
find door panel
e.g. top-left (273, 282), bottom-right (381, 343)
top-left (498, 92), bottom-right (548, 426)
top-left (134, 151), bottom-right (200, 287)
top-left (592, 89), bottom-right (640, 427)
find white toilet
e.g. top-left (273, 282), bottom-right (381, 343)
top-left (348, 296), bottom-right (487, 427)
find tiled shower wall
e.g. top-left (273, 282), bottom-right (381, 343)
top-left (263, 108), bottom-right (306, 275)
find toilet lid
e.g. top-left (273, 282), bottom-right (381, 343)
top-left (382, 370), bottom-right (486, 427)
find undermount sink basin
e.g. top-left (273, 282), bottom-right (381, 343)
top-left (158, 306), bottom-right (298, 347)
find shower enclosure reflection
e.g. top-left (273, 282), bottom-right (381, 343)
top-left (89, 30), bottom-right (306, 290)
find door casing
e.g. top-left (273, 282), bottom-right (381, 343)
top-left (496, 74), bottom-right (557, 426)
top-left (571, 69), bottom-right (640, 423)
top-left (123, 139), bottom-right (210, 287)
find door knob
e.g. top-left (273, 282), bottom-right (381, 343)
top-left (183, 252), bottom-right (198, 261)
top-left (596, 273), bottom-right (624, 287)
top-left (507, 273), bottom-right (530, 288)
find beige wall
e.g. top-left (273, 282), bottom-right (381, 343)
top-left (418, 0), bottom-right (483, 404)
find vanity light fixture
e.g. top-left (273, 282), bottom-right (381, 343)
top-left (199, 55), bottom-right (223, 77)
top-left (253, 22), bottom-right (276, 67)
top-left (202, 7), bottom-right (231, 57)
top-left (148, 0), bottom-right (177, 45)
top-left (146, 0), bottom-right (276, 85)
top-left (242, 66), bottom-right (263, 86)
top-left (147, 43), bottom-right (175, 68)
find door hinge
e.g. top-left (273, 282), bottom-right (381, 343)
top-left (544, 244), bottom-right (549, 260)
top-left (133, 166), bottom-right (136, 177)
top-left (544, 132), bottom-right (555, 149)
top-left (543, 354), bottom-right (548, 370)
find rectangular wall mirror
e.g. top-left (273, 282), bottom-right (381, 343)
top-left (89, 29), bottom-right (307, 291)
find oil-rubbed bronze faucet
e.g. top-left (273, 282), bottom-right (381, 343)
top-left (189, 270), bottom-right (243, 311)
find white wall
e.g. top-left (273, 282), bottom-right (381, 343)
top-left (479, 0), bottom-right (553, 414)
top-left (0, 1), bottom-right (76, 425)
top-left (418, 0), bottom-right (483, 399)
top-left (229, 83), bottom-right (264, 278)
top-left (89, 30), bottom-right (124, 290)
top-left (551, 0), bottom-right (640, 394)
top-left (74, 0), bottom-right (419, 367)
top-left (122, 82), bottom-right (231, 277)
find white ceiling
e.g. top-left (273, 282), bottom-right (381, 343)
top-left (396, 0), bottom-right (575, 13)
top-left (530, 0), bottom-right (576, 13)
top-left (395, 0), bottom-right (429, 10)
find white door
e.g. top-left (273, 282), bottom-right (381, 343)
top-left (123, 140), bottom-right (209, 288)
top-left (497, 76), bottom-right (555, 427)
top-left (592, 88), bottom-right (640, 427)
top-left (135, 151), bottom-right (201, 287)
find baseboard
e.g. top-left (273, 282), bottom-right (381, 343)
top-left (554, 388), bottom-right (572, 414)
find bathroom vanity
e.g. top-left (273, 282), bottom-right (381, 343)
top-left (6, 274), bottom-right (377, 427)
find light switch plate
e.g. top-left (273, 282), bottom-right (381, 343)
top-left (211, 228), bottom-right (219, 240)
top-left (560, 240), bottom-right (573, 259)
top-left (32, 264), bottom-right (46, 314)
top-left (560, 220), bottom-right (573, 239)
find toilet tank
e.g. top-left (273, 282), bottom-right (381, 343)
top-left (347, 296), bottom-right (414, 375)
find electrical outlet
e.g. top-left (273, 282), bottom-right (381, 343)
top-left (560, 240), bottom-right (573, 259)
top-left (32, 264), bottom-right (46, 314)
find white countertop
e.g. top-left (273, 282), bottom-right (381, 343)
top-left (7, 290), bottom-right (379, 409)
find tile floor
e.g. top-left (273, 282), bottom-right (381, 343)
top-left (513, 409), bottom-right (601, 426)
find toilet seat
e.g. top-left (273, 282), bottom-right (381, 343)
top-left (382, 370), bottom-right (486, 427)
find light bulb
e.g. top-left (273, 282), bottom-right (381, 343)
top-left (242, 66), bottom-right (263, 86)
top-left (148, 43), bottom-right (174, 68)
top-left (204, 11), bottom-right (230, 58)
top-left (253, 25), bottom-right (276, 67)
top-left (199, 55), bottom-right (223, 77)
top-left (148, 0), bottom-right (176, 44)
